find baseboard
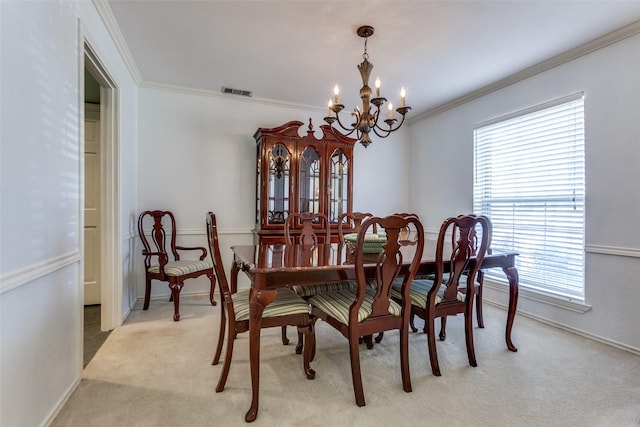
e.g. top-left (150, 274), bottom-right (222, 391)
top-left (42, 377), bottom-right (81, 427)
top-left (484, 299), bottom-right (640, 356)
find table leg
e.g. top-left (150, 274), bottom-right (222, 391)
top-left (245, 285), bottom-right (276, 423)
top-left (502, 266), bottom-right (519, 352)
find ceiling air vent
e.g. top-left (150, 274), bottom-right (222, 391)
top-left (221, 86), bottom-right (252, 97)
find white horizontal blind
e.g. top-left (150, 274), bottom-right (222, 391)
top-left (473, 94), bottom-right (585, 301)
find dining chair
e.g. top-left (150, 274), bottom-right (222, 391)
top-left (281, 212), bottom-right (329, 350)
top-left (338, 212), bottom-right (381, 348)
top-left (206, 212), bottom-right (315, 392)
top-left (392, 214), bottom-right (490, 376)
top-left (437, 215), bottom-right (492, 340)
top-left (283, 211), bottom-right (379, 351)
top-left (337, 211), bottom-right (374, 243)
top-left (308, 214), bottom-right (424, 406)
top-left (138, 210), bottom-right (216, 321)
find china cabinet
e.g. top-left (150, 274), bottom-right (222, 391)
top-left (254, 120), bottom-right (356, 244)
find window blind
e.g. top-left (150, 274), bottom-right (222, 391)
top-left (473, 94), bottom-right (585, 301)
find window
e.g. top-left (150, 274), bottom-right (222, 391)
top-left (473, 93), bottom-right (585, 301)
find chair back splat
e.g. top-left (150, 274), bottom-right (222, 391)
top-left (137, 210), bottom-right (216, 321)
top-left (284, 212), bottom-right (331, 245)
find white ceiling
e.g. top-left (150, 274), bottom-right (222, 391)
top-left (107, 0), bottom-right (640, 116)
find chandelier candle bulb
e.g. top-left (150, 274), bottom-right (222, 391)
top-left (401, 87), bottom-right (406, 107)
top-left (328, 100), bottom-right (333, 117)
top-left (334, 84), bottom-right (340, 104)
top-left (375, 77), bottom-right (381, 97)
top-left (388, 102), bottom-right (393, 119)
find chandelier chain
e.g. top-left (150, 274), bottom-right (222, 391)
top-left (362, 37), bottom-right (369, 61)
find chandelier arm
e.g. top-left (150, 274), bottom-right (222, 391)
top-left (373, 111), bottom-right (408, 134)
top-left (368, 105), bottom-right (384, 133)
top-left (371, 125), bottom-right (392, 139)
top-left (333, 109), bottom-right (361, 134)
top-left (332, 112), bottom-right (359, 135)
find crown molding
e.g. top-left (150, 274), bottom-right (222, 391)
top-left (411, 20), bottom-right (640, 123)
top-left (91, 0), bottom-right (143, 85)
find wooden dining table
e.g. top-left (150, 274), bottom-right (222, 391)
top-left (230, 241), bottom-right (519, 422)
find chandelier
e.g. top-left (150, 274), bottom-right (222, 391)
top-left (324, 25), bottom-right (411, 148)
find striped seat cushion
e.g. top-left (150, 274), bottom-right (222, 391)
top-left (148, 260), bottom-right (212, 276)
top-left (290, 280), bottom-right (377, 298)
top-left (308, 288), bottom-right (402, 325)
top-left (391, 279), bottom-right (465, 309)
top-left (392, 273), bottom-right (437, 287)
top-left (232, 288), bottom-right (310, 321)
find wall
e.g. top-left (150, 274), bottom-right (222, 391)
top-left (407, 33), bottom-right (640, 352)
top-left (0, 1), bottom-right (138, 426)
top-left (136, 87), bottom-right (410, 295)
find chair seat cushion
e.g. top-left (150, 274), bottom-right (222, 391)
top-left (343, 233), bottom-right (387, 253)
top-left (148, 260), bottom-right (212, 276)
top-left (392, 273), bottom-right (437, 286)
top-left (232, 288), bottom-right (310, 321)
top-left (391, 279), bottom-right (465, 309)
top-left (290, 280), bottom-right (377, 298)
top-left (308, 288), bottom-right (402, 325)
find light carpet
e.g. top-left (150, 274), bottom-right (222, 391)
top-left (52, 295), bottom-right (640, 427)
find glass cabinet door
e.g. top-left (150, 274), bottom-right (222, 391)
top-left (298, 145), bottom-right (321, 214)
top-left (329, 149), bottom-right (349, 223)
top-left (267, 143), bottom-right (290, 224)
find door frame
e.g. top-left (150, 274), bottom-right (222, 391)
top-left (82, 41), bottom-right (121, 332)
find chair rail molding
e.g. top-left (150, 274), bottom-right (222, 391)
top-left (0, 251), bottom-right (81, 294)
top-left (585, 244), bottom-right (640, 258)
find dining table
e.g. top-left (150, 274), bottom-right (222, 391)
top-left (230, 240), bottom-right (519, 422)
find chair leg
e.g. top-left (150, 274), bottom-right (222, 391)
top-left (465, 304), bottom-right (477, 367)
top-left (476, 272), bottom-right (485, 328)
top-left (399, 324), bottom-right (412, 393)
top-left (208, 272), bottom-right (217, 306)
top-left (409, 312), bottom-right (418, 333)
top-left (169, 281), bottom-right (183, 321)
top-left (216, 330), bottom-right (236, 392)
top-left (281, 326), bottom-right (290, 345)
top-left (374, 332), bottom-right (384, 343)
top-left (364, 335), bottom-right (374, 350)
top-left (143, 276), bottom-right (152, 310)
top-left (348, 333), bottom-right (366, 407)
top-left (298, 324), bottom-right (315, 380)
top-left (212, 302), bottom-right (226, 365)
top-left (295, 331), bottom-right (303, 355)
top-left (439, 316), bottom-right (447, 341)
top-left (310, 318), bottom-right (318, 362)
top-left (426, 315), bottom-right (441, 376)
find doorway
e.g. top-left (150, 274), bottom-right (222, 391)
top-left (83, 72), bottom-right (110, 366)
top-left (82, 41), bottom-right (121, 367)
